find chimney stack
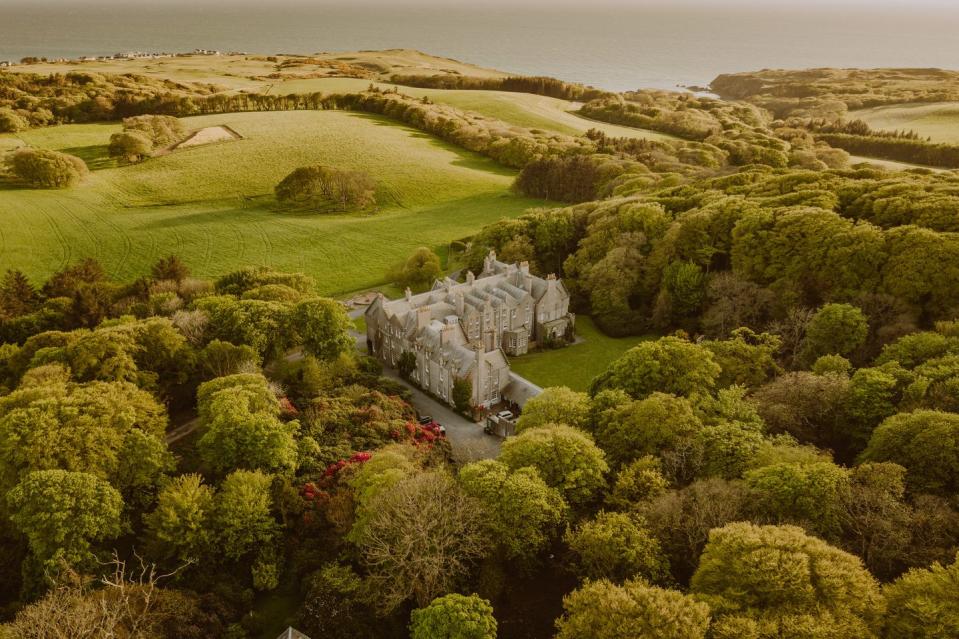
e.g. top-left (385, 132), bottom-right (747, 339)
top-left (405, 287), bottom-right (412, 303)
top-left (483, 250), bottom-right (497, 274)
top-left (441, 316), bottom-right (457, 346)
top-left (417, 305), bottom-right (431, 330)
top-left (466, 270), bottom-right (475, 285)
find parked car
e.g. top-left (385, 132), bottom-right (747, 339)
top-left (496, 410), bottom-right (514, 421)
top-left (418, 415), bottom-right (433, 425)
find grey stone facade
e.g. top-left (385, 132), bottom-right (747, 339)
top-left (365, 251), bottom-right (575, 409)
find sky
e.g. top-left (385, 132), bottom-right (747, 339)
top-left (11, 0), bottom-right (959, 5)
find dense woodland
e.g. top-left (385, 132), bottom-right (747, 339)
top-left (709, 68), bottom-right (959, 168)
top-left (1, 62), bottom-right (958, 638)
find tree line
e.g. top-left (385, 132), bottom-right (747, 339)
top-left (388, 73), bottom-right (613, 102)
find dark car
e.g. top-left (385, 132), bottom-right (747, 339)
top-left (418, 415), bottom-right (433, 425)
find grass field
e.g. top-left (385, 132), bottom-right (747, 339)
top-left (510, 317), bottom-right (650, 391)
top-left (0, 110), bottom-right (544, 294)
top-left (852, 102), bottom-right (959, 144)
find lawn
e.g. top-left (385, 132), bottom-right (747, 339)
top-left (851, 102), bottom-right (959, 144)
top-left (0, 110), bottom-right (544, 295)
top-left (510, 316), bottom-right (650, 392)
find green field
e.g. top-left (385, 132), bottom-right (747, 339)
top-left (0, 110), bottom-right (544, 294)
top-left (510, 317), bottom-right (650, 391)
top-left (852, 102), bottom-right (959, 144)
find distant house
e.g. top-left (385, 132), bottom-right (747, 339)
top-left (0, 61), bottom-right (11, 68)
top-left (365, 251), bottom-right (574, 410)
top-left (276, 628), bottom-right (310, 639)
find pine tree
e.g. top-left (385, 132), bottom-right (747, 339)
top-left (0, 269), bottom-right (38, 318)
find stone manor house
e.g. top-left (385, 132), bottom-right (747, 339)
top-left (365, 251), bottom-right (575, 409)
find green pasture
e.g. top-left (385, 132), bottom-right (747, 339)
top-left (852, 102), bottom-right (959, 144)
top-left (0, 110), bottom-right (544, 295)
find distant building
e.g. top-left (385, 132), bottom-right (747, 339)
top-left (276, 629), bottom-right (310, 639)
top-left (365, 251), bottom-right (574, 409)
top-left (0, 61), bottom-right (11, 68)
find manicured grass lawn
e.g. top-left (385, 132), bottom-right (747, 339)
top-left (852, 102), bottom-right (959, 144)
top-left (510, 316), bottom-right (650, 391)
top-left (0, 110), bottom-right (544, 295)
top-left (353, 315), bottom-right (366, 333)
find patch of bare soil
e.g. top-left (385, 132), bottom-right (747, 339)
top-left (172, 125), bottom-right (243, 149)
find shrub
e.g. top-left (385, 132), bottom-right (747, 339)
top-left (108, 130), bottom-right (153, 163)
top-left (0, 107), bottom-right (28, 133)
top-left (275, 164), bottom-right (376, 212)
top-left (7, 148), bottom-right (88, 188)
top-left (122, 114), bottom-right (186, 147)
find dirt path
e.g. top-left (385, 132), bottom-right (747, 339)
top-left (165, 415), bottom-right (201, 444)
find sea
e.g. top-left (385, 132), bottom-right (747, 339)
top-left (2, 2), bottom-right (959, 91)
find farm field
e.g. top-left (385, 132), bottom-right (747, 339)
top-left (510, 317), bottom-right (650, 391)
top-left (271, 77), bottom-right (677, 140)
top-left (0, 110), bottom-right (544, 295)
top-left (852, 101), bottom-right (959, 144)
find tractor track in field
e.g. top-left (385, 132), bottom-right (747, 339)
top-left (39, 207), bottom-right (72, 271)
top-left (53, 197), bottom-right (105, 265)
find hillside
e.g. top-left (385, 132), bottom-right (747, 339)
top-left (5, 49), bottom-right (508, 90)
top-left (0, 110), bottom-right (542, 293)
top-left (852, 101), bottom-right (959, 144)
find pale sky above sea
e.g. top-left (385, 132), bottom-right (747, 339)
top-left (3, 1), bottom-right (958, 91)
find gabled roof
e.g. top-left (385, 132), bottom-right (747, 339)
top-left (277, 628), bottom-right (310, 639)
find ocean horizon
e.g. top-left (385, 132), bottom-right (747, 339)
top-left (3, 2), bottom-right (959, 91)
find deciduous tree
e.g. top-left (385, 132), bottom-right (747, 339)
top-left (589, 337), bottom-right (720, 400)
top-left (691, 522), bottom-right (883, 637)
top-left (564, 511), bottom-right (668, 583)
top-left (882, 553), bottom-right (959, 639)
top-left (860, 410), bottom-right (959, 495)
top-left (499, 424), bottom-right (608, 507)
top-left (8, 469), bottom-right (123, 567)
top-left (555, 578), bottom-right (709, 639)
top-left (459, 460), bottom-right (567, 564)
top-left (410, 593), bottom-right (497, 639)
top-left (516, 386), bottom-right (590, 432)
top-left (353, 471), bottom-right (489, 611)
